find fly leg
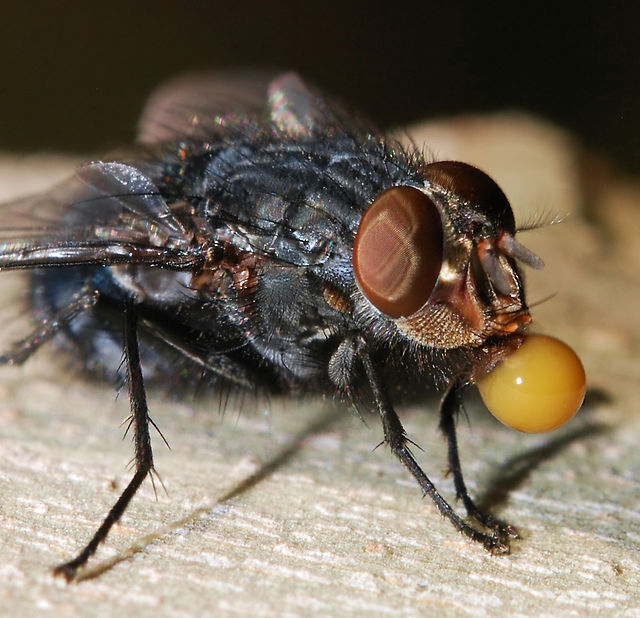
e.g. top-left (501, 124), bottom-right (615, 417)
top-left (53, 305), bottom-right (156, 581)
top-left (357, 339), bottom-right (510, 554)
top-left (438, 379), bottom-right (518, 541)
top-left (0, 289), bottom-right (99, 365)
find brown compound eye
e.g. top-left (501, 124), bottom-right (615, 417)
top-left (353, 186), bottom-right (443, 318)
top-left (421, 161), bottom-right (516, 233)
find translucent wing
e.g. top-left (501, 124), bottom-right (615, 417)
top-left (137, 70), bottom-right (370, 143)
top-left (266, 72), bottom-right (374, 138)
top-left (0, 162), bottom-right (195, 269)
top-left (137, 70), bottom-right (277, 144)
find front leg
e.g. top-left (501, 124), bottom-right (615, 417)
top-left (356, 338), bottom-right (511, 554)
top-left (53, 305), bottom-right (156, 581)
top-left (438, 378), bottom-right (518, 542)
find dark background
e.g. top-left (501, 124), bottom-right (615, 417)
top-left (1, 3), bottom-right (638, 172)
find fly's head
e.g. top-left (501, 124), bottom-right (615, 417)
top-left (353, 160), bottom-right (540, 350)
top-left (351, 160), bottom-right (585, 433)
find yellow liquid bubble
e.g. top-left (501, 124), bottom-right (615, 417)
top-left (477, 334), bottom-right (586, 433)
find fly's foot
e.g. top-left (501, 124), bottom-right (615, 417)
top-left (459, 495), bottom-right (519, 542)
top-left (472, 511), bottom-right (519, 542)
top-left (495, 521), bottom-right (519, 541)
top-left (483, 535), bottom-right (511, 555)
top-left (479, 517), bottom-right (518, 554)
top-left (52, 561), bottom-right (80, 583)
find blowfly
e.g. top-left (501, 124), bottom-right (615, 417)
top-left (0, 72), bottom-right (585, 580)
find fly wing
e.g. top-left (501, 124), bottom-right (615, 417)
top-left (137, 70), bottom-right (277, 144)
top-left (266, 72), bottom-right (366, 139)
top-left (0, 161), bottom-right (195, 269)
top-left (137, 70), bottom-right (371, 144)
top-left (266, 72), bottom-right (376, 139)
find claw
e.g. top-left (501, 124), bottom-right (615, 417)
top-left (485, 537), bottom-right (511, 555)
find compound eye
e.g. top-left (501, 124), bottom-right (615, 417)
top-left (421, 161), bottom-right (516, 234)
top-left (353, 186), bottom-right (443, 318)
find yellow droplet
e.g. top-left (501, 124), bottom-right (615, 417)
top-left (477, 334), bottom-right (586, 433)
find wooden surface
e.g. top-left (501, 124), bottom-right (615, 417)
top-left (1, 114), bottom-right (639, 617)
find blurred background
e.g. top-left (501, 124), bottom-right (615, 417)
top-left (0, 3), bottom-right (637, 172)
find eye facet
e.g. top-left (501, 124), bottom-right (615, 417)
top-left (421, 161), bottom-right (515, 233)
top-left (353, 186), bottom-right (443, 318)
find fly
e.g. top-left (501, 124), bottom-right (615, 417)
top-left (0, 72), bottom-right (585, 581)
